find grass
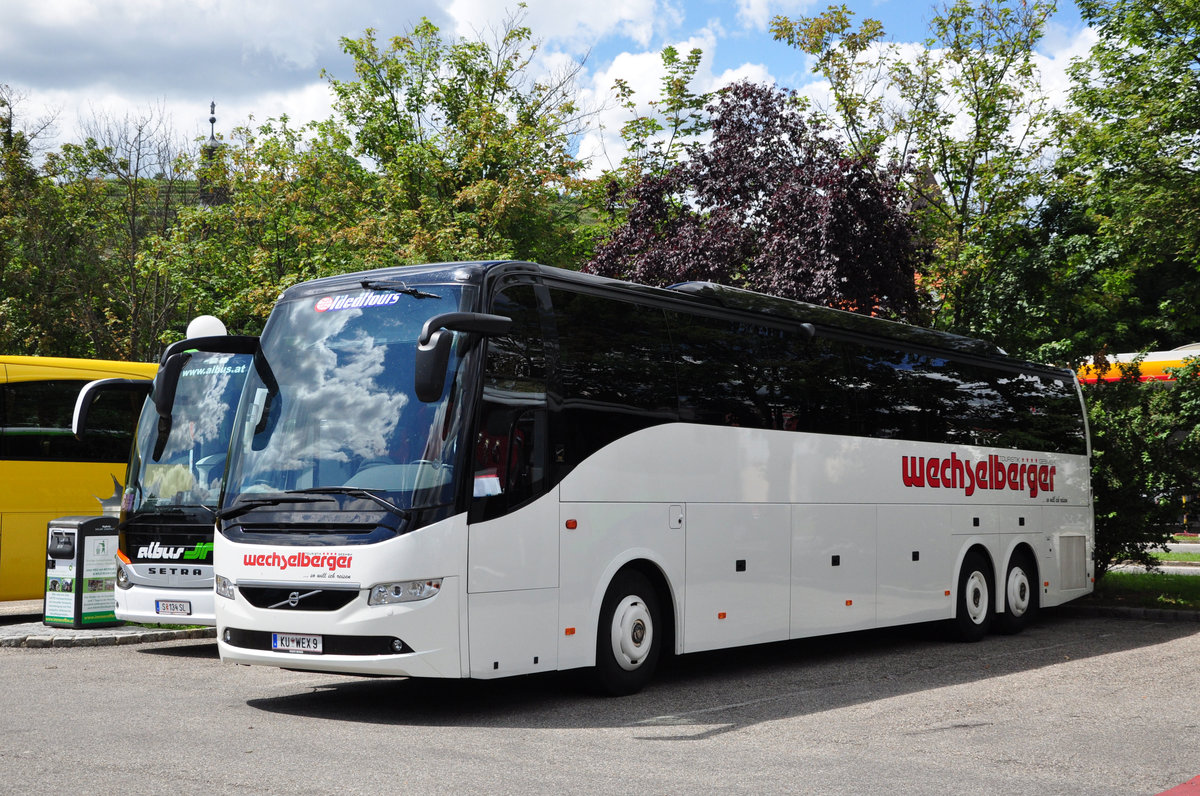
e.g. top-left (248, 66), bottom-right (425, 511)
top-left (1089, 570), bottom-right (1200, 611)
top-left (1153, 551), bottom-right (1200, 564)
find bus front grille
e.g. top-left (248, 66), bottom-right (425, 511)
top-left (238, 586), bottom-right (360, 611)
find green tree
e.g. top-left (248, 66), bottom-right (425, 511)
top-left (609, 45), bottom-right (710, 181)
top-left (324, 13), bottom-right (590, 268)
top-left (43, 107), bottom-right (196, 359)
top-left (773, 1), bottom-right (1058, 335)
top-left (1, 86), bottom-right (100, 356)
top-left (1085, 356), bottom-right (1200, 575)
top-left (140, 116), bottom-right (378, 335)
top-left (1059, 0), bottom-right (1200, 352)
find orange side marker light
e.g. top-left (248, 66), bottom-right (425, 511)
top-left (564, 627), bottom-right (576, 636)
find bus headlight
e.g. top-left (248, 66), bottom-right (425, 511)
top-left (215, 574), bottom-right (236, 600)
top-left (116, 562), bottom-right (132, 590)
top-left (369, 579), bottom-right (442, 605)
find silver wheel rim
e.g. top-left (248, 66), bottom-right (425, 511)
top-left (1006, 565), bottom-right (1031, 618)
top-left (610, 594), bottom-right (653, 672)
top-left (964, 570), bottom-right (989, 625)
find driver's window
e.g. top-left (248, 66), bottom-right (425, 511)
top-left (470, 284), bottom-right (548, 523)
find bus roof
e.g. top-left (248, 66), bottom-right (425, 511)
top-left (279, 260), bottom-right (1072, 377)
top-left (0, 355), bottom-right (157, 383)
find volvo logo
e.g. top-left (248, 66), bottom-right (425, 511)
top-left (269, 589), bottom-right (321, 609)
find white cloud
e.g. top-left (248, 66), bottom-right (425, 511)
top-left (574, 24), bottom-right (782, 176)
top-left (1035, 25), bottom-right (1098, 109)
top-left (734, 0), bottom-right (820, 31)
top-left (445, 0), bottom-right (676, 51)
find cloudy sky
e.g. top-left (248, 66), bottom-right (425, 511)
top-left (2, 0), bottom-right (1095, 171)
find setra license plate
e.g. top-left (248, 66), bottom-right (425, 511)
top-left (272, 632), bottom-right (323, 654)
top-left (155, 600), bottom-right (191, 616)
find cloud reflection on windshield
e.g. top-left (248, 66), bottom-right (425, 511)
top-left (249, 302), bottom-right (412, 476)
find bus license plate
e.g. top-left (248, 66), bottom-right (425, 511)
top-left (272, 632), bottom-right (323, 654)
top-left (155, 600), bottom-right (191, 616)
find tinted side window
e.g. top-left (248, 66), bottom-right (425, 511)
top-left (672, 312), bottom-right (796, 429)
top-left (991, 370), bottom-right (1086, 455)
top-left (1, 379), bottom-right (140, 462)
top-left (472, 285), bottom-right (549, 522)
top-left (549, 289), bottom-right (676, 473)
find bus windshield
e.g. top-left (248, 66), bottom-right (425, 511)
top-left (125, 351), bottom-right (251, 518)
top-left (222, 284), bottom-right (472, 523)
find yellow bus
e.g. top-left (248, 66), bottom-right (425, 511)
top-left (1077, 344), bottom-right (1200, 383)
top-left (0, 356), bottom-right (157, 601)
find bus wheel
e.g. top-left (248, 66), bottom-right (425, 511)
top-left (595, 570), bottom-right (661, 696)
top-left (996, 552), bottom-right (1039, 635)
top-left (952, 551), bottom-right (993, 642)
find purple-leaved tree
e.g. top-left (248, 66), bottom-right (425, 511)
top-left (587, 81), bottom-right (923, 319)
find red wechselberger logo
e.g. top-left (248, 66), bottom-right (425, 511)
top-left (243, 551), bottom-right (352, 572)
top-left (902, 452), bottom-right (1056, 499)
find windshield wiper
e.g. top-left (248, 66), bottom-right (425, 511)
top-left (292, 487), bottom-right (411, 519)
top-left (359, 279), bottom-right (441, 300)
top-left (215, 494), bottom-right (334, 521)
top-left (137, 504), bottom-right (217, 520)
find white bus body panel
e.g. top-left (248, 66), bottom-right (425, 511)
top-left (215, 515), bottom-right (467, 678)
top-left (116, 583), bottom-right (215, 626)
top-left (215, 423), bottom-right (1092, 678)
top-left (556, 501), bottom-right (685, 673)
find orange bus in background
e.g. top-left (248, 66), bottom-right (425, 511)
top-left (0, 356), bottom-right (157, 601)
top-left (1077, 344), bottom-right (1200, 384)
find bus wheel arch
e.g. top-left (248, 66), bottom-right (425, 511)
top-left (996, 545), bottom-right (1039, 635)
top-left (593, 562), bottom-right (673, 696)
top-left (951, 546), bottom-right (995, 642)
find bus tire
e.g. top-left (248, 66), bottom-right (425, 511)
top-left (952, 551), bottom-right (993, 642)
top-left (594, 570), bottom-right (661, 696)
top-left (996, 552), bottom-right (1039, 635)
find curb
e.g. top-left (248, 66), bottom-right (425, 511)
top-left (1060, 604), bottom-right (1200, 624)
top-left (0, 625), bottom-right (216, 649)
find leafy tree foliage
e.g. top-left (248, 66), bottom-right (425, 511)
top-left (1085, 357), bottom-right (1200, 575)
top-left (1, 93), bottom-right (193, 358)
top-left (1059, 0), bottom-right (1200, 352)
top-left (773, 1), bottom-right (1057, 335)
top-left (609, 45), bottom-right (710, 182)
top-left (1, 85), bottom-right (87, 355)
top-left (142, 117), bottom-right (379, 333)
top-left (48, 109), bottom-right (194, 359)
top-left (588, 81), bottom-right (921, 318)
top-left (324, 13), bottom-right (589, 268)
top-left (141, 13), bottom-right (593, 336)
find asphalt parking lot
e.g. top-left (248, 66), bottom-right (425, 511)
top-left (1, 605), bottom-right (1198, 795)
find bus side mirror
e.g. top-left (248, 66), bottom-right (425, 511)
top-left (415, 330), bottom-right (455, 403)
top-left (154, 353), bottom-right (190, 420)
top-left (149, 335), bottom-right (259, 460)
top-left (151, 353), bottom-right (191, 461)
top-left (72, 378), bottom-right (154, 438)
top-left (414, 313), bottom-right (512, 403)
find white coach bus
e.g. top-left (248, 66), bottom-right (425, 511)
top-left (204, 261), bottom-right (1093, 694)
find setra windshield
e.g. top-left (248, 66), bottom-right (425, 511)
top-left (221, 282), bottom-right (474, 527)
top-left (124, 351), bottom-right (251, 519)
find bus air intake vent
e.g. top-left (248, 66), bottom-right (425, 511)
top-left (238, 586), bottom-right (359, 611)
